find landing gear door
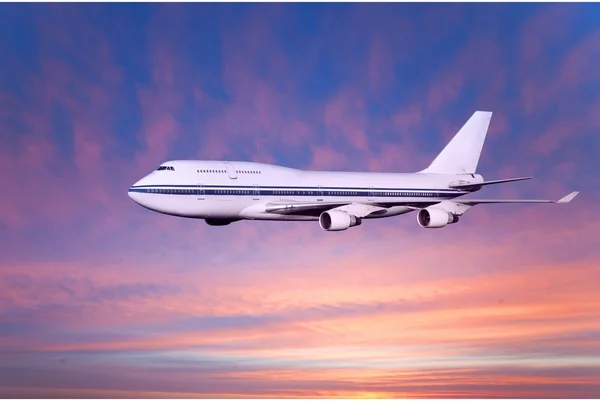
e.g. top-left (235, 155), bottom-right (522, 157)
top-left (224, 162), bottom-right (237, 179)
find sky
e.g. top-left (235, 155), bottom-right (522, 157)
top-left (1, 2), bottom-right (600, 398)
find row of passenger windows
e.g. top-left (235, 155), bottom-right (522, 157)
top-left (195, 169), bottom-right (263, 174)
top-left (372, 191), bottom-right (434, 197)
top-left (269, 191), bottom-right (435, 197)
top-left (274, 190), bottom-right (320, 196)
top-left (148, 188), bottom-right (193, 194)
top-left (215, 190), bottom-right (254, 195)
top-left (145, 188), bottom-right (437, 197)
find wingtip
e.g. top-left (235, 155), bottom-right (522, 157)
top-left (557, 191), bottom-right (579, 203)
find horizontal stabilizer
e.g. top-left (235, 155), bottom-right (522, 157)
top-left (449, 176), bottom-right (532, 190)
top-left (454, 191), bottom-right (579, 206)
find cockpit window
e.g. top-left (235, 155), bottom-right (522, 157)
top-left (157, 166), bottom-right (175, 171)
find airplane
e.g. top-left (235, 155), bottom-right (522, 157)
top-left (128, 111), bottom-right (578, 231)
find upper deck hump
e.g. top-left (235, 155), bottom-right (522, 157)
top-left (159, 160), bottom-right (453, 189)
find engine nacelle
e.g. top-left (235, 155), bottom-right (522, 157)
top-left (417, 207), bottom-right (459, 228)
top-left (319, 210), bottom-right (362, 231)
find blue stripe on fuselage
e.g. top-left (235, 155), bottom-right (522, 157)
top-left (129, 184), bottom-right (462, 192)
top-left (128, 184), bottom-right (466, 198)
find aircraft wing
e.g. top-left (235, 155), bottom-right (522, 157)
top-left (452, 191), bottom-right (579, 206)
top-left (265, 200), bottom-right (438, 217)
top-left (264, 191), bottom-right (578, 217)
top-left (265, 201), bottom-right (389, 217)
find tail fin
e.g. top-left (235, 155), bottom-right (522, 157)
top-left (420, 111), bottom-right (493, 174)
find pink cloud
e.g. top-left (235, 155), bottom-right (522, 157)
top-left (0, 105), bottom-right (75, 228)
top-left (520, 4), bottom-right (579, 64)
top-left (424, 36), bottom-right (506, 112)
top-left (134, 92), bottom-right (179, 165)
top-left (308, 145), bottom-right (350, 171)
top-left (3, 237), bottom-right (598, 358)
top-left (518, 21), bottom-right (600, 115)
top-left (426, 71), bottom-right (465, 111)
top-left (531, 114), bottom-right (589, 159)
top-left (1, 190), bottom-right (598, 398)
top-left (367, 35), bottom-right (394, 96)
top-left (134, 43), bottom-right (185, 168)
top-left (323, 89), bottom-right (369, 151)
top-left (392, 105), bottom-right (422, 132)
top-left (558, 30), bottom-right (600, 87)
top-left (487, 112), bottom-right (509, 139)
top-left (0, 8), bottom-right (138, 231)
top-left (191, 9), bottom-right (320, 162)
top-left (367, 145), bottom-right (409, 172)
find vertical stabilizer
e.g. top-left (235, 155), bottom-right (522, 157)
top-left (420, 111), bottom-right (492, 174)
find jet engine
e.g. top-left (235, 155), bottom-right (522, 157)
top-left (319, 210), bottom-right (362, 231)
top-left (417, 207), bottom-right (459, 228)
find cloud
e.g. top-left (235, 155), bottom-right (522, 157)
top-left (367, 35), bottom-right (394, 96)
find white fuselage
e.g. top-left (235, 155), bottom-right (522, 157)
top-left (127, 113), bottom-right (578, 230)
top-left (128, 160), bottom-right (474, 222)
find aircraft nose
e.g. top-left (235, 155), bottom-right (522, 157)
top-left (128, 186), bottom-right (140, 203)
top-left (128, 177), bottom-right (146, 204)
top-left (129, 173), bottom-right (156, 207)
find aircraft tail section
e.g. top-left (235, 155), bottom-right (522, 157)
top-left (420, 111), bottom-right (493, 175)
